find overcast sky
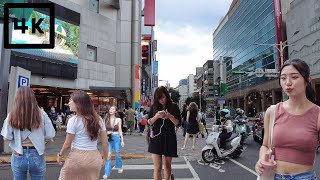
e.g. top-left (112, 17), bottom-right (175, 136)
top-left (154, 0), bottom-right (233, 87)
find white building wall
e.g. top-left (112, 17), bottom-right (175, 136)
top-left (188, 74), bottom-right (195, 97)
top-left (30, 0), bottom-right (141, 90)
top-left (178, 85), bottom-right (189, 110)
top-left (287, 0), bottom-right (320, 79)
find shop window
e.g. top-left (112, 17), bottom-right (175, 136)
top-left (89, 0), bottom-right (99, 13)
top-left (87, 45), bottom-right (97, 61)
top-left (97, 97), bottom-right (118, 117)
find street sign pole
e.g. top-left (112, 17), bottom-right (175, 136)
top-left (0, 22), bottom-right (12, 153)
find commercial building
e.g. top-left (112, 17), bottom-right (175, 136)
top-left (187, 74), bottom-right (196, 97)
top-left (1, 0), bottom-right (142, 117)
top-left (178, 79), bottom-right (188, 110)
top-left (140, 17), bottom-right (156, 109)
top-left (286, 0), bottom-right (320, 105)
top-left (0, 0), bottom-right (144, 152)
top-left (212, 0), bottom-right (289, 116)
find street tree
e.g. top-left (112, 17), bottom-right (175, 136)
top-left (169, 88), bottom-right (180, 103)
top-left (185, 96), bottom-right (206, 110)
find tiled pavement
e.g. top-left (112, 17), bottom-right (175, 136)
top-left (0, 118), bottom-right (216, 164)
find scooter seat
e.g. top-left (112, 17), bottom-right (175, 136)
top-left (225, 133), bottom-right (238, 142)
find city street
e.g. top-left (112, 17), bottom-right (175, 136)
top-left (1, 120), bottom-right (320, 179)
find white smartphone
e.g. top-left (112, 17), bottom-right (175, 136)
top-left (158, 110), bottom-right (166, 115)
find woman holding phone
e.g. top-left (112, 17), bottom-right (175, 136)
top-left (147, 86), bottom-right (181, 180)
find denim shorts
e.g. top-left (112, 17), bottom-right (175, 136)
top-left (275, 171), bottom-right (316, 180)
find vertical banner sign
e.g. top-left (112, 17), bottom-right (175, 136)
top-left (153, 60), bottom-right (158, 75)
top-left (273, 0), bottom-right (283, 70)
top-left (144, 0), bottom-right (155, 26)
top-left (134, 65), bottom-right (141, 109)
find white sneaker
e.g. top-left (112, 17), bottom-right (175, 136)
top-left (118, 169), bottom-right (123, 173)
top-left (103, 175), bottom-right (108, 179)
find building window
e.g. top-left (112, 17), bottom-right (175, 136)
top-left (89, 0), bottom-right (99, 13)
top-left (87, 45), bottom-right (97, 61)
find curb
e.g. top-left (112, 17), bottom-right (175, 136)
top-left (0, 153), bottom-right (152, 166)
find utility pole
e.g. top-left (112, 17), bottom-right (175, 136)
top-left (218, 56), bottom-right (227, 110)
top-left (253, 30), bottom-right (299, 101)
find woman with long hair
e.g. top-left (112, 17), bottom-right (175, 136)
top-left (1, 86), bottom-right (55, 179)
top-left (57, 92), bottom-right (108, 180)
top-left (181, 102), bottom-right (200, 150)
top-left (181, 104), bottom-right (188, 137)
top-left (255, 59), bottom-right (320, 179)
top-left (103, 105), bottom-right (125, 179)
top-left (147, 86), bottom-right (181, 180)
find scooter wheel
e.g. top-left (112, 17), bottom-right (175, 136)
top-left (202, 149), bottom-right (216, 163)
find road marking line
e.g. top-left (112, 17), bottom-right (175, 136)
top-left (228, 158), bottom-right (257, 176)
top-left (101, 178), bottom-right (195, 180)
top-left (184, 156), bottom-right (200, 180)
top-left (112, 164), bottom-right (188, 170)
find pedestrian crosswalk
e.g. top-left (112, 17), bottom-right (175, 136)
top-left (102, 157), bottom-right (200, 180)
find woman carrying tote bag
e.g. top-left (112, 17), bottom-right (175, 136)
top-left (255, 59), bottom-right (320, 180)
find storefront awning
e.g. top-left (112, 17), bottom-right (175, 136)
top-left (89, 86), bottom-right (131, 99)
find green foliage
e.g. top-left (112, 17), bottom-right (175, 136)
top-left (61, 21), bottom-right (79, 56)
top-left (184, 95), bottom-right (206, 110)
top-left (28, 12), bottom-right (42, 36)
top-left (168, 88), bottom-right (180, 103)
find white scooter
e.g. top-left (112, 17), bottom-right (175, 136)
top-left (202, 125), bottom-right (243, 163)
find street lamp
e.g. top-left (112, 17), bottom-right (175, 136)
top-left (253, 30), bottom-right (299, 70)
top-left (253, 31), bottom-right (299, 101)
top-left (159, 79), bottom-right (169, 89)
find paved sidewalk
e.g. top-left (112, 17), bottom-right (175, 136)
top-left (0, 119), bottom-right (215, 165)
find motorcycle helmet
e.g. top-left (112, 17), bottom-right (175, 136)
top-left (220, 109), bottom-right (231, 118)
top-left (237, 109), bottom-right (245, 116)
top-left (236, 108), bottom-right (241, 114)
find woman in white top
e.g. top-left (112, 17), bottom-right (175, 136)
top-left (103, 106), bottom-right (125, 179)
top-left (1, 87), bottom-right (55, 180)
top-left (57, 92), bottom-right (109, 180)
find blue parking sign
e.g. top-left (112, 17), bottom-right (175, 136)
top-left (18, 75), bottom-right (29, 88)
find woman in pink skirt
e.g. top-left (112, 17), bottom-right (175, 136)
top-left (57, 92), bottom-right (109, 180)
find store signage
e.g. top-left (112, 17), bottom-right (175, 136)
top-left (18, 75), bottom-right (29, 88)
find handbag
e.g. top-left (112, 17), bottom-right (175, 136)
top-left (141, 119), bottom-right (147, 126)
top-left (257, 105), bottom-right (276, 180)
top-left (107, 118), bottom-right (116, 142)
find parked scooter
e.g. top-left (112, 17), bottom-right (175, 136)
top-left (252, 111), bottom-right (265, 143)
top-left (201, 124), bottom-right (243, 163)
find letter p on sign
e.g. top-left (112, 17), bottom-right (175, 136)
top-left (18, 76), bottom-right (30, 88)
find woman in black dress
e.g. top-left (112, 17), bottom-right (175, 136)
top-left (181, 102), bottom-right (199, 150)
top-left (147, 86), bottom-right (181, 180)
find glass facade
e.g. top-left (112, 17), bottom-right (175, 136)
top-left (212, 0), bottom-right (278, 92)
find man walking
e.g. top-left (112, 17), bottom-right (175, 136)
top-left (125, 106), bottom-right (135, 135)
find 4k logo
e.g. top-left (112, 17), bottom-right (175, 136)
top-left (13, 17), bottom-right (44, 34)
top-left (4, 3), bottom-right (55, 49)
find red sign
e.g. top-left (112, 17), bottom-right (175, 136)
top-left (144, 0), bottom-right (155, 26)
top-left (273, 0), bottom-right (283, 70)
